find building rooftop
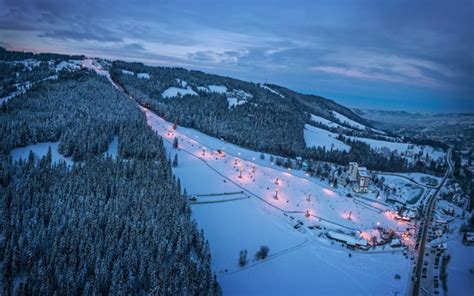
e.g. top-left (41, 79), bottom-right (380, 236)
top-left (357, 167), bottom-right (370, 178)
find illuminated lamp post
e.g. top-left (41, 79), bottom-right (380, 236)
top-left (275, 177), bottom-right (279, 185)
top-left (239, 167), bottom-right (243, 178)
top-left (305, 210), bottom-right (310, 218)
top-left (274, 188), bottom-right (279, 200)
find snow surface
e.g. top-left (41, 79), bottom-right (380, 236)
top-left (260, 84), bottom-right (285, 98)
top-left (104, 136), bottom-right (118, 159)
top-left (304, 124), bottom-right (350, 151)
top-left (446, 238), bottom-right (474, 296)
top-left (141, 106), bottom-right (411, 295)
top-left (121, 69), bottom-right (134, 75)
top-left (80, 58), bottom-right (122, 91)
top-left (310, 114), bottom-right (349, 130)
top-left (6, 59), bottom-right (42, 71)
top-left (55, 60), bottom-right (81, 72)
top-left (332, 111), bottom-right (367, 130)
top-left (401, 172), bottom-right (442, 187)
top-left (162, 86), bottom-right (198, 98)
top-left (208, 85), bottom-right (228, 94)
top-left (377, 174), bottom-right (425, 204)
top-left (332, 110), bottom-right (388, 135)
top-left (347, 136), bottom-right (445, 161)
top-left (195, 85), bottom-right (252, 109)
top-left (0, 75), bottom-right (58, 105)
top-left (227, 97), bottom-right (246, 109)
top-left (137, 72), bottom-right (150, 79)
top-left (10, 142), bottom-right (73, 166)
top-left (175, 78), bottom-right (187, 87)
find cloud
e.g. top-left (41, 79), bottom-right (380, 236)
top-left (121, 43), bottom-right (145, 51)
top-left (188, 49), bottom-right (248, 65)
top-left (308, 49), bottom-right (459, 89)
top-left (0, 0), bottom-right (471, 111)
top-left (39, 29), bottom-right (121, 42)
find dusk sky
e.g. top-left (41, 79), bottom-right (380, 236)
top-left (1, 0), bottom-right (472, 112)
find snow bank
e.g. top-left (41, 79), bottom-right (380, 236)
top-left (121, 69), bottom-right (134, 75)
top-left (304, 124), bottom-right (350, 151)
top-left (162, 87), bottom-right (198, 98)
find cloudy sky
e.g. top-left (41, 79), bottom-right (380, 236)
top-left (1, 0), bottom-right (472, 112)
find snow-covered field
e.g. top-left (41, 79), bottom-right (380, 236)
top-left (208, 85), bottom-right (227, 93)
top-left (227, 97), bottom-right (246, 108)
top-left (310, 114), bottom-right (349, 130)
top-left (348, 135), bottom-right (445, 161)
top-left (446, 236), bottom-right (474, 296)
top-left (137, 72), bottom-right (150, 79)
top-left (55, 60), bottom-right (81, 71)
top-left (142, 106), bottom-right (411, 295)
top-left (10, 142), bottom-right (73, 166)
top-left (162, 86), bottom-right (198, 98)
top-left (332, 111), bottom-right (368, 130)
top-left (332, 111), bottom-right (388, 135)
top-left (377, 174), bottom-right (425, 204)
top-left (304, 124), bottom-right (351, 151)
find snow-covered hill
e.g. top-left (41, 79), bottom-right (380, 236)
top-left (142, 106), bottom-right (412, 295)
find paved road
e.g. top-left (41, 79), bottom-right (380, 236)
top-left (412, 148), bottom-right (453, 296)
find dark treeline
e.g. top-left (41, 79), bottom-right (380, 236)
top-left (0, 61), bottom-right (57, 97)
top-left (0, 69), bottom-right (220, 295)
top-left (0, 46), bottom-right (84, 63)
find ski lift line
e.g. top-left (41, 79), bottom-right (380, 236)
top-left (191, 191), bottom-right (245, 197)
top-left (307, 214), bottom-right (358, 231)
top-left (351, 198), bottom-right (384, 214)
top-left (190, 196), bottom-right (250, 205)
top-left (353, 194), bottom-right (390, 207)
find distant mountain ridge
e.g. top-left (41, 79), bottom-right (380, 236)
top-left (1, 47), bottom-right (447, 174)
